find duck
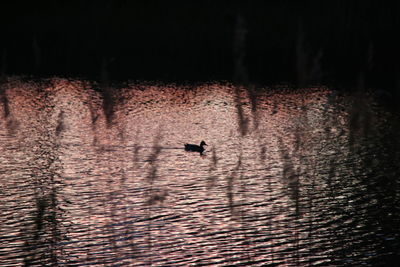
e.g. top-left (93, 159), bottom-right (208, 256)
top-left (184, 141), bottom-right (207, 154)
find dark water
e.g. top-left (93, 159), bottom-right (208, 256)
top-left (1, 78), bottom-right (399, 266)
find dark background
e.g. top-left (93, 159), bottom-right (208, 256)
top-left (1, 1), bottom-right (399, 92)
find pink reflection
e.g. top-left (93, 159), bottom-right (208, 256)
top-left (1, 78), bottom-right (355, 266)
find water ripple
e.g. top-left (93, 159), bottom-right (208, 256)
top-left (1, 79), bottom-right (399, 266)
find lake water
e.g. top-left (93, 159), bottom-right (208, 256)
top-left (1, 78), bottom-right (399, 266)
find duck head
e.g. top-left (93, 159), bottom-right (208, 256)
top-left (200, 141), bottom-right (207, 147)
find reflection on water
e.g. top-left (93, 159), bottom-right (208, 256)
top-left (1, 78), bottom-right (399, 266)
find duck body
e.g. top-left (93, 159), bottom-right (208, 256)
top-left (184, 141), bottom-right (207, 154)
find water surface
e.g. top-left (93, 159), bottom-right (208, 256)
top-left (1, 78), bottom-right (399, 266)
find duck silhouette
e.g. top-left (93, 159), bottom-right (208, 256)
top-left (184, 141), bottom-right (207, 155)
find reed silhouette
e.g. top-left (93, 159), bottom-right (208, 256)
top-left (55, 111), bottom-right (65, 136)
top-left (100, 85), bottom-right (116, 127)
top-left (0, 83), bottom-right (9, 118)
top-left (278, 138), bottom-right (301, 216)
top-left (234, 86), bottom-right (249, 136)
top-left (21, 95), bottom-right (67, 266)
top-left (144, 130), bottom-right (163, 265)
top-left (206, 145), bottom-right (218, 189)
top-left (0, 82), bottom-right (20, 135)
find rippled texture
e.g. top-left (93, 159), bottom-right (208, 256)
top-left (1, 78), bottom-right (399, 266)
